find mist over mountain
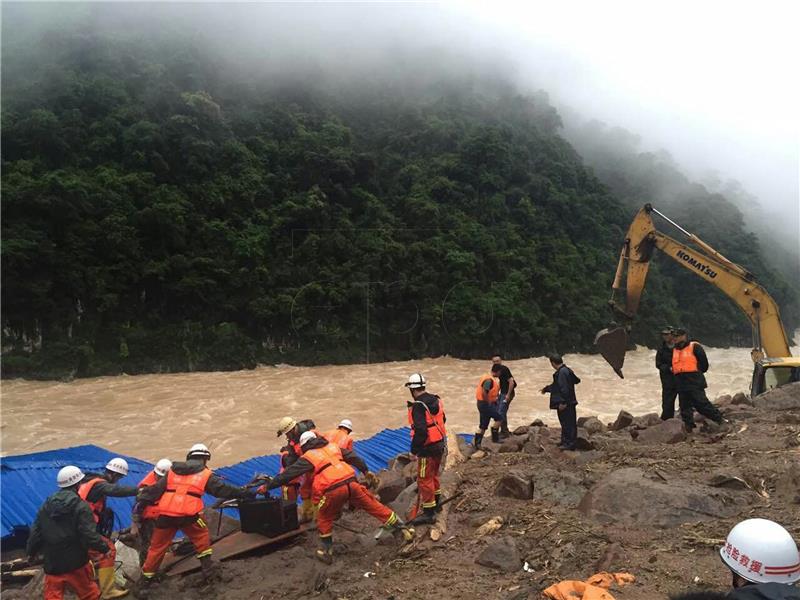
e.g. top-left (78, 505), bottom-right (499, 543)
top-left (2, 3), bottom-right (797, 378)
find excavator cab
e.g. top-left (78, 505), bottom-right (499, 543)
top-left (751, 359), bottom-right (800, 396)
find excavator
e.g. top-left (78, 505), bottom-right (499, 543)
top-left (595, 203), bottom-right (799, 397)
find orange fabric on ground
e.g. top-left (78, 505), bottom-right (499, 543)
top-left (542, 572), bottom-right (635, 600)
top-left (316, 481), bottom-right (393, 537)
top-left (44, 562), bottom-right (100, 600)
top-left (141, 519), bottom-right (211, 576)
top-left (87, 536), bottom-right (115, 569)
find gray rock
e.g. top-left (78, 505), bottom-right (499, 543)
top-left (387, 453), bottom-right (414, 471)
top-left (732, 392), bottom-right (754, 406)
top-left (533, 469), bottom-right (587, 506)
top-left (574, 450), bottom-right (605, 467)
top-left (753, 382), bottom-right (800, 411)
top-left (609, 410), bottom-right (634, 431)
top-left (388, 481), bottom-right (418, 517)
top-left (499, 436), bottom-right (526, 453)
top-left (495, 471), bottom-right (534, 500)
top-left (475, 536), bottom-right (521, 572)
top-left (578, 467), bottom-right (740, 528)
top-left (631, 412), bottom-right (662, 428)
top-left (716, 394), bottom-right (733, 406)
top-left (574, 428), bottom-right (595, 450)
top-left (577, 416), bottom-right (605, 435)
top-left (376, 470), bottom-right (409, 503)
top-left (632, 419), bottom-right (686, 444)
top-left (513, 425), bottom-right (530, 435)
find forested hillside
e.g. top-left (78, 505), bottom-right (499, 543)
top-left (2, 20), bottom-right (796, 378)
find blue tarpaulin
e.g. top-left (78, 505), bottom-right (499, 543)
top-left (1, 427), bottom-right (420, 541)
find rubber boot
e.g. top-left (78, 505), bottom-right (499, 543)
top-left (199, 555), bottom-right (222, 582)
top-left (473, 432), bottom-right (483, 450)
top-left (499, 419), bottom-right (511, 439)
top-left (434, 492), bottom-right (442, 513)
top-left (409, 506), bottom-right (437, 525)
top-left (316, 536), bottom-right (334, 564)
top-left (98, 567), bottom-right (128, 599)
top-left (490, 428), bottom-right (500, 444)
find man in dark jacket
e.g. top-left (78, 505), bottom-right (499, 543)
top-left (136, 444), bottom-right (254, 596)
top-left (671, 328), bottom-right (725, 431)
top-left (655, 327), bottom-right (678, 420)
top-left (540, 354), bottom-right (580, 450)
top-left (491, 354), bottom-right (517, 439)
top-left (27, 465), bottom-right (111, 600)
top-left (404, 373), bottom-right (447, 525)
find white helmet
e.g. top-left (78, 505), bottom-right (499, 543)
top-left (404, 373), bottom-right (426, 389)
top-left (187, 443), bottom-right (211, 460)
top-left (338, 419), bottom-right (353, 431)
top-left (277, 416), bottom-right (297, 438)
top-left (720, 518), bottom-right (800, 584)
top-left (105, 458), bottom-right (129, 476)
top-left (299, 431), bottom-right (317, 447)
top-left (154, 458), bottom-right (172, 477)
top-left (57, 465), bottom-right (85, 488)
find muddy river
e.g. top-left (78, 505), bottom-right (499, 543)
top-left (5, 342), bottom-right (792, 465)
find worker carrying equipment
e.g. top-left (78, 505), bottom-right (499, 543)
top-left (405, 372), bottom-right (447, 525)
top-left (263, 431), bottom-right (413, 563)
top-left (77, 458), bottom-right (138, 599)
top-left (721, 518), bottom-right (800, 588)
top-left (595, 204), bottom-right (799, 395)
top-left (135, 444), bottom-right (256, 595)
top-left (28, 466), bottom-right (113, 600)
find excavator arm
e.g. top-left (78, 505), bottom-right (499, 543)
top-left (596, 204), bottom-right (791, 377)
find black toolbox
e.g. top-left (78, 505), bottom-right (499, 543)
top-left (238, 498), bottom-right (299, 537)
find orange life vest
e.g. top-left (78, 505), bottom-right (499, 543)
top-left (672, 342), bottom-right (700, 374)
top-left (78, 477), bottom-right (106, 524)
top-left (157, 468), bottom-right (212, 517)
top-left (325, 428), bottom-right (353, 452)
top-left (137, 471), bottom-right (161, 520)
top-left (408, 398), bottom-right (446, 446)
top-left (302, 443), bottom-right (356, 503)
top-left (475, 375), bottom-right (500, 403)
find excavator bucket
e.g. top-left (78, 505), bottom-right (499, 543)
top-left (595, 326), bottom-right (628, 378)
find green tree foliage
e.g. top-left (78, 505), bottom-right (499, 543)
top-left (2, 26), bottom-right (795, 379)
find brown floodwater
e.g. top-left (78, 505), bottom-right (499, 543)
top-left (1, 343), bottom-right (794, 465)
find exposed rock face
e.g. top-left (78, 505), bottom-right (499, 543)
top-left (631, 419), bottom-right (686, 444)
top-left (475, 536), bottom-right (521, 572)
top-left (578, 467), bottom-right (741, 528)
top-left (495, 471), bottom-right (534, 500)
top-left (754, 382), bottom-right (800, 411)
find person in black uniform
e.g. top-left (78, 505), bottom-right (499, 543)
top-left (655, 327), bottom-right (678, 420)
top-left (671, 328), bottom-right (726, 431)
top-left (491, 354), bottom-right (516, 439)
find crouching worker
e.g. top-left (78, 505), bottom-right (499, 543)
top-left (27, 466), bottom-right (112, 600)
top-left (262, 431), bottom-right (413, 563)
top-left (132, 459), bottom-right (172, 566)
top-left (78, 458), bottom-right (138, 599)
top-left (135, 444), bottom-right (255, 596)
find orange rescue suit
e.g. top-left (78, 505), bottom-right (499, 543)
top-left (302, 443), bottom-right (356, 503)
top-left (408, 399), bottom-right (446, 446)
top-left (325, 428), bottom-right (353, 451)
top-left (157, 469), bottom-right (212, 517)
top-left (78, 478), bottom-right (106, 524)
top-left (138, 471), bottom-right (161, 520)
top-left (475, 375), bottom-right (500, 403)
top-left (672, 342), bottom-right (699, 374)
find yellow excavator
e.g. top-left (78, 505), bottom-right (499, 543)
top-left (595, 204), bottom-right (799, 396)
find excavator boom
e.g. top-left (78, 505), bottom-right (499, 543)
top-left (597, 204), bottom-right (792, 377)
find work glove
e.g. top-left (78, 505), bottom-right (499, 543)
top-left (364, 472), bottom-right (381, 489)
top-left (298, 501), bottom-right (318, 522)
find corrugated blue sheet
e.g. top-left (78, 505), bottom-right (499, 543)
top-left (1, 427), bottom-right (465, 540)
top-left (0, 445), bottom-right (154, 538)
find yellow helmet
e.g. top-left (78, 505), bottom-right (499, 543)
top-left (276, 416), bottom-right (297, 437)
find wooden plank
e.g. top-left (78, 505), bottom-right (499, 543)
top-left (163, 523), bottom-right (315, 576)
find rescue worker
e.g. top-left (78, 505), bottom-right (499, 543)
top-left (276, 416), bottom-right (317, 521)
top-left (135, 444), bottom-right (255, 596)
top-left (78, 457), bottom-right (138, 599)
top-left (405, 373), bottom-right (446, 525)
top-left (491, 354), bottom-right (517, 439)
top-left (27, 466), bottom-right (111, 600)
top-left (262, 431), bottom-right (412, 563)
top-left (132, 458), bottom-right (172, 566)
top-left (655, 327), bottom-right (678, 420)
top-left (325, 419), bottom-right (354, 451)
top-left (540, 354), bottom-right (581, 450)
top-left (720, 518), bottom-right (800, 599)
top-left (671, 327), bottom-right (726, 431)
top-left (474, 364), bottom-right (504, 448)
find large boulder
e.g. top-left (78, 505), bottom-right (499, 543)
top-left (376, 470), bottom-right (408, 504)
top-left (631, 413), bottom-right (661, 428)
top-left (632, 419), bottom-right (686, 444)
top-left (577, 416), bottom-right (605, 435)
top-left (753, 383), bottom-right (800, 411)
top-left (609, 410), bottom-right (634, 431)
top-left (475, 536), bottom-right (521, 572)
top-left (574, 428), bottom-right (595, 450)
top-left (388, 481), bottom-right (418, 518)
top-left (732, 392), bottom-right (754, 406)
top-left (533, 469), bottom-right (587, 507)
top-left (578, 468), bottom-right (740, 528)
top-left (499, 436), bottom-right (526, 453)
top-left (495, 471), bottom-right (534, 500)
top-left (387, 453), bottom-right (414, 471)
